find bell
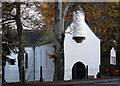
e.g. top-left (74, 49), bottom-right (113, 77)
top-left (73, 36), bottom-right (85, 43)
top-left (72, 27), bottom-right (85, 43)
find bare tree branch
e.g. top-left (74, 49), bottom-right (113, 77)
top-left (64, 18), bottom-right (72, 30)
top-left (3, 13), bottom-right (15, 18)
top-left (2, 18), bottom-right (15, 23)
top-left (22, 23), bottom-right (33, 28)
top-left (2, 21), bottom-right (15, 25)
top-left (62, 2), bottom-right (73, 17)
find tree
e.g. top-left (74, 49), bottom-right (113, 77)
top-left (2, 2), bottom-right (25, 82)
top-left (47, 2), bottom-right (72, 80)
top-left (15, 2), bottom-right (25, 82)
top-left (2, 2), bottom-right (50, 82)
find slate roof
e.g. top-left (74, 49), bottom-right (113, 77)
top-left (10, 28), bottom-right (55, 46)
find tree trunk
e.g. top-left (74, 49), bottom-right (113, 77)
top-left (53, 2), bottom-right (65, 81)
top-left (53, 2), bottom-right (73, 81)
top-left (15, 2), bottom-right (25, 82)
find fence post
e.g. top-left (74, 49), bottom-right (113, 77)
top-left (40, 66), bottom-right (43, 82)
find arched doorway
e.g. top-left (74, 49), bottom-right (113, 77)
top-left (72, 62), bottom-right (86, 79)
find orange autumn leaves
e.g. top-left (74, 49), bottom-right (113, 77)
top-left (37, 2), bottom-right (119, 38)
top-left (37, 2), bottom-right (55, 30)
top-left (80, 2), bottom-right (119, 39)
top-left (37, 2), bottom-right (73, 30)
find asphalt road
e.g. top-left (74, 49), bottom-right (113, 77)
top-left (43, 79), bottom-right (120, 86)
top-left (29, 82), bottom-right (119, 86)
top-left (2, 79), bottom-right (120, 86)
top-left (73, 82), bottom-right (119, 86)
top-left (43, 82), bottom-right (119, 86)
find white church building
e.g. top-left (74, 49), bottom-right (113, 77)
top-left (5, 9), bottom-right (100, 82)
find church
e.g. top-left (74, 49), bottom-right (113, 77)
top-left (5, 9), bottom-right (101, 82)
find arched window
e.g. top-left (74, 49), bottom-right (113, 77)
top-left (25, 52), bottom-right (28, 69)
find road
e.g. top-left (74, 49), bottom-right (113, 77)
top-left (75, 82), bottom-right (119, 86)
top-left (26, 81), bottom-right (119, 86)
top-left (2, 79), bottom-right (120, 86)
top-left (93, 82), bottom-right (118, 86)
top-left (42, 79), bottom-right (120, 86)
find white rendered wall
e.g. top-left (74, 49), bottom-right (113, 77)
top-left (5, 47), bottom-right (34, 82)
top-left (35, 43), bottom-right (54, 81)
top-left (24, 47), bottom-right (34, 81)
top-left (64, 21), bottom-right (100, 80)
top-left (5, 53), bottom-right (19, 82)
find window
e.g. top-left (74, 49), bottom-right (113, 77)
top-left (25, 52), bottom-right (28, 69)
top-left (8, 58), bottom-right (16, 65)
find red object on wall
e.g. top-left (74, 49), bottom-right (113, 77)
top-left (48, 54), bottom-right (56, 59)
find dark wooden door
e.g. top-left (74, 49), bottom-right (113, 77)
top-left (72, 62), bottom-right (86, 79)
